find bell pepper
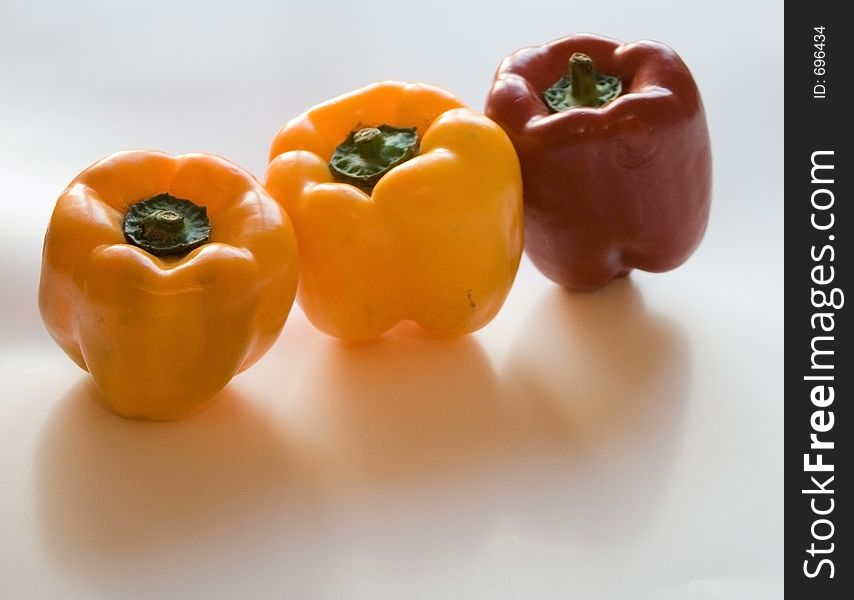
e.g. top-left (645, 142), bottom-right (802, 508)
top-left (39, 151), bottom-right (299, 420)
top-left (265, 81), bottom-right (523, 341)
top-left (485, 33), bottom-right (712, 290)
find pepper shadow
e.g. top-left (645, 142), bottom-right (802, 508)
top-left (286, 325), bottom-right (510, 486)
top-left (280, 326), bottom-right (511, 571)
top-left (499, 279), bottom-right (692, 545)
top-left (35, 378), bottom-right (312, 578)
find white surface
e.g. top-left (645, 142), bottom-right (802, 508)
top-left (0, 1), bottom-right (783, 598)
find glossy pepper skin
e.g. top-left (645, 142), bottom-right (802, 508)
top-left (39, 151), bottom-right (299, 420)
top-left (486, 34), bottom-right (712, 290)
top-left (265, 82), bottom-right (523, 341)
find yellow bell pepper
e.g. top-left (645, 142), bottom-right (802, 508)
top-left (39, 151), bottom-right (299, 420)
top-left (265, 82), bottom-right (523, 341)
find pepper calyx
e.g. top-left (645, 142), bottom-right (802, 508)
top-left (329, 125), bottom-right (419, 191)
top-left (123, 193), bottom-right (211, 257)
top-left (543, 52), bottom-right (622, 112)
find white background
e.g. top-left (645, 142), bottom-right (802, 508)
top-left (0, 1), bottom-right (783, 598)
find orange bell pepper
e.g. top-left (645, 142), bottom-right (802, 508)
top-left (39, 151), bottom-right (299, 420)
top-left (265, 82), bottom-right (523, 341)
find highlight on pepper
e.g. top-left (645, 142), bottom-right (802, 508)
top-left (486, 33), bottom-right (712, 290)
top-left (265, 81), bottom-right (524, 342)
top-left (38, 150), bottom-right (299, 421)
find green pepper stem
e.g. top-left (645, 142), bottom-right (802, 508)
top-left (353, 127), bottom-right (385, 157)
top-left (569, 52), bottom-right (598, 107)
top-left (329, 125), bottom-right (419, 192)
top-left (150, 210), bottom-right (184, 230)
top-left (140, 210), bottom-right (185, 243)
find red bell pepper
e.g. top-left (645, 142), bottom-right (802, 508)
top-left (485, 33), bottom-right (712, 290)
